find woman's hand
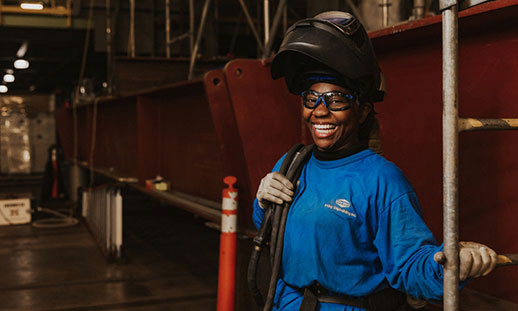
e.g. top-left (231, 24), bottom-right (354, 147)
top-left (434, 242), bottom-right (498, 281)
top-left (256, 172), bottom-right (295, 209)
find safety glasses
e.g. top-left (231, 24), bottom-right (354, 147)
top-left (301, 90), bottom-right (356, 111)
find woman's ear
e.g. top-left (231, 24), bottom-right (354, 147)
top-left (359, 102), bottom-right (372, 124)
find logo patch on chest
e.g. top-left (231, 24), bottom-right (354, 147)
top-left (324, 198), bottom-right (356, 218)
top-left (335, 199), bottom-right (351, 208)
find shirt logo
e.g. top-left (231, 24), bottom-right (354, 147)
top-left (335, 199), bottom-right (351, 208)
top-left (324, 198), bottom-right (356, 218)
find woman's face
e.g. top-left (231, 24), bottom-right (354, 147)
top-left (302, 82), bottom-right (371, 152)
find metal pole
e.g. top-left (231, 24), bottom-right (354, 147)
top-left (262, 0), bottom-right (287, 58)
top-left (106, 0), bottom-right (113, 95)
top-left (441, 1), bottom-right (459, 310)
top-left (413, 0), bottom-right (426, 19)
top-left (237, 0), bottom-right (265, 52)
top-left (165, 0), bottom-right (171, 57)
top-left (67, 0), bottom-right (71, 27)
top-left (189, 0), bottom-right (194, 54)
top-left (380, 0), bottom-right (390, 28)
top-left (282, 2), bottom-right (287, 34)
top-left (188, 0), bottom-right (212, 80)
top-left (263, 0), bottom-right (269, 46)
top-left (345, 0), bottom-right (368, 28)
top-left (459, 118), bottom-right (518, 132)
top-left (228, 11), bottom-right (243, 55)
top-left (128, 0), bottom-right (135, 57)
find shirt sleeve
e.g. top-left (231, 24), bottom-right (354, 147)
top-left (252, 153), bottom-right (287, 229)
top-left (374, 191), bottom-right (445, 301)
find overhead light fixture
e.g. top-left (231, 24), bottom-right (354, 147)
top-left (3, 74), bottom-right (15, 83)
top-left (20, 2), bottom-right (44, 10)
top-left (14, 59), bottom-right (30, 69)
top-left (0, 85), bottom-right (7, 93)
top-left (16, 41), bottom-right (29, 58)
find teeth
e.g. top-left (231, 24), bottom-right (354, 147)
top-left (313, 124), bottom-right (336, 130)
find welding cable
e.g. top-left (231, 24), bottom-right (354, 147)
top-left (269, 144), bottom-right (305, 264)
top-left (247, 206), bottom-right (273, 307)
top-left (32, 207), bottom-right (79, 229)
top-left (263, 145), bottom-right (314, 311)
top-left (247, 143), bottom-right (305, 307)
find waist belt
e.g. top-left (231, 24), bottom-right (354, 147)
top-left (298, 282), bottom-right (408, 311)
top-left (299, 283), bottom-right (370, 311)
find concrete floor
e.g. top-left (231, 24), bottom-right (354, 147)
top-left (0, 190), bottom-right (220, 311)
top-left (2, 176), bottom-right (515, 311)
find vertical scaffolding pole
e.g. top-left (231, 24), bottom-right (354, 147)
top-left (263, 0), bottom-right (269, 46)
top-left (441, 0), bottom-right (459, 310)
top-left (67, 0), bottom-right (71, 27)
top-left (282, 3), bottom-right (287, 34)
top-left (106, 0), bottom-right (113, 95)
top-left (413, 0), bottom-right (426, 19)
top-left (165, 0), bottom-right (171, 57)
top-left (237, 0), bottom-right (265, 53)
top-left (380, 0), bottom-right (391, 27)
top-left (188, 0), bottom-right (212, 80)
top-left (189, 0), bottom-right (194, 54)
top-left (128, 0), bottom-right (136, 57)
top-left (262, 0), bottom-right (287, 58)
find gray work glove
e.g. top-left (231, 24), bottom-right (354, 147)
top-left (256, 172), bottom-right (294, 210)
top-left (434, 241), bottom-right (498, 281)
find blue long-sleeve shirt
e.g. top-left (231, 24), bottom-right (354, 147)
top-left (253, 149), bottom-right (446, 310)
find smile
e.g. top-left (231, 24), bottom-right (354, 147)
top-left (312, 123), bottom-right (337, 138)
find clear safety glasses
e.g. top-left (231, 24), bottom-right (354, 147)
top-left (301, 90), bottom-right (357, 111)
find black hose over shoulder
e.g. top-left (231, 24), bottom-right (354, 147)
top-left (279, 143), bottom-right (304, 176)
top-left (247, 143), bottom-right (305, 307)
top-left (247, 207), bottom-right (273, 307)
top-left (263, 145), bottom-right (314, 311)
top-left (270, 144), bottom-right (305, 263)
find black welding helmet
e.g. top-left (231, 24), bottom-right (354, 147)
top-left (271, 11), bottom-right (385, 103)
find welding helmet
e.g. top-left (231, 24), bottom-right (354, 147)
top-left (271, 11), bottom-right (385, 103)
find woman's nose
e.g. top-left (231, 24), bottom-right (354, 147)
top-left (313, 98), bottom-right (330, 116)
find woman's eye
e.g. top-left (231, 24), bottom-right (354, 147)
top-left (329, 98), bottom-right (345, 104)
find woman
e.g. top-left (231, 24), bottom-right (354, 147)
top-left (252, 11), bottom-right (497, 311)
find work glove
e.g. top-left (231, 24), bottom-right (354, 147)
top-left (256, 172), bottom-right (294, 210)
top-left (434, 241), bottom-right (498, 281)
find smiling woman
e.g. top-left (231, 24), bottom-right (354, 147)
top-left (251, 10), bottom-right (498, 311)
top-left (302, 82), bottom-right (371, 152)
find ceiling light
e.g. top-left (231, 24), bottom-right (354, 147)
top-left (3, 74), bottom-right (15, 83)
top-left (17, 41), bottom-right (29, 58)
top-left (14, 59), bottom-right (30, 69)
top-left (20, 2), bottom-right (44, 10)
top-left (0, 85), bottom-right (7, 93)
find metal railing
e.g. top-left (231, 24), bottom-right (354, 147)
top-left (82, 185), bottom-right (123, 259)
top-left (440, 1), bottom-right (518, 310)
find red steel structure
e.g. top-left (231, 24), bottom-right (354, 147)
top-left (55, 0), bottom-right (518, 306)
